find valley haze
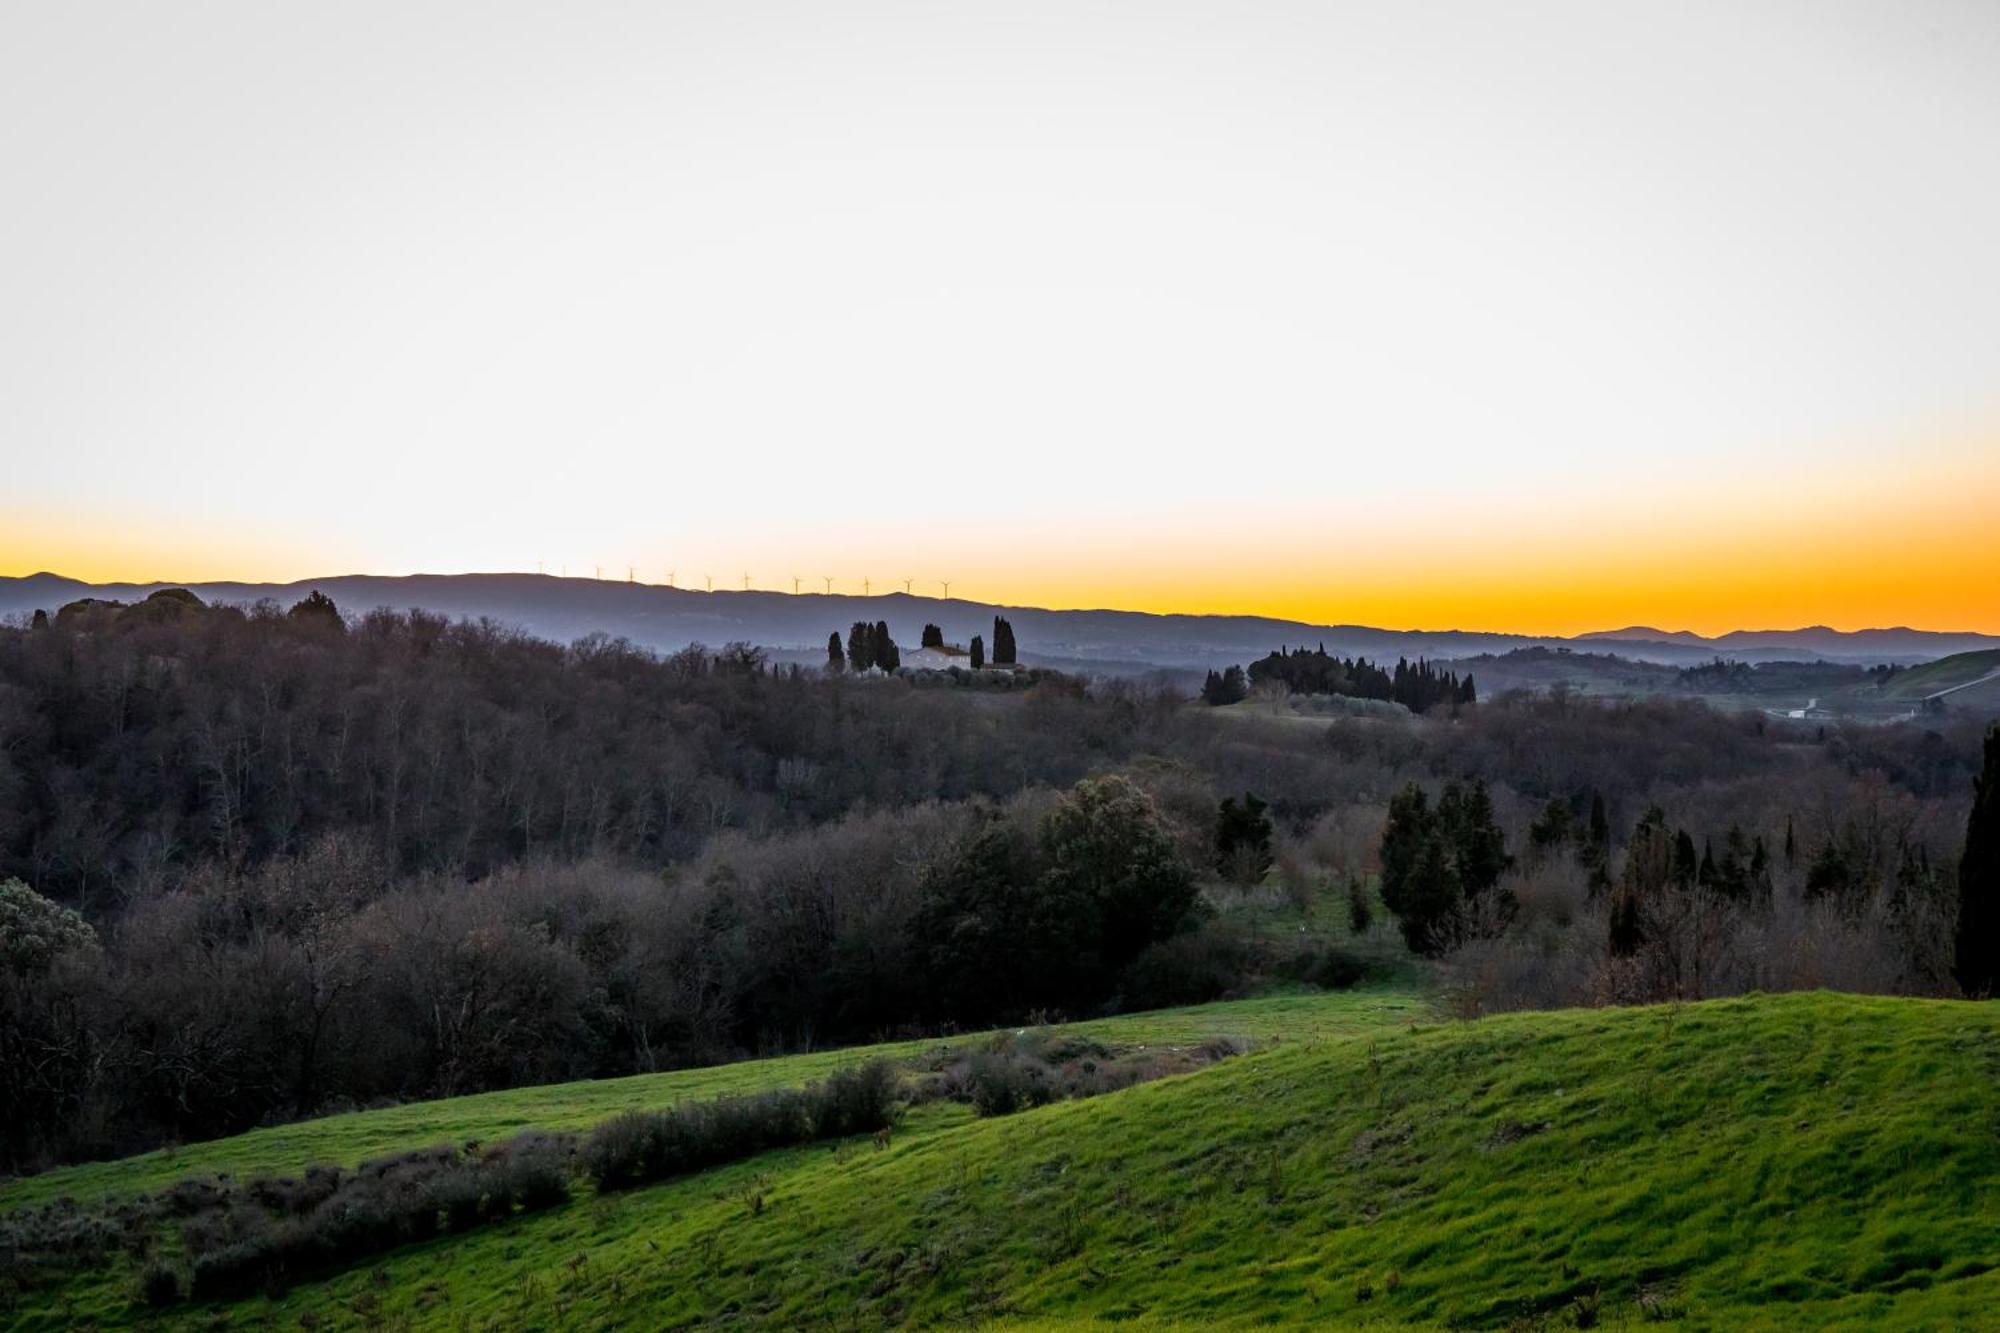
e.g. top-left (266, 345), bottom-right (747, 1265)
top-left (7, 571), bottom-right (1995, 674)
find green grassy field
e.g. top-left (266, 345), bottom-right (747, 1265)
top-left (7, 987), bottom-right (1997, 1330)
top-left (0, 987), bottom-right (1423, 1213)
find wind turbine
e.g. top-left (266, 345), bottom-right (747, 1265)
top-left (741, 573), bottom-right (751, 591)
top-left (594, 565), bottom-right (603, 581)
top-left (940, 579), bottom-right (952, 599)
top-left (792, 576), bottom-right (802, 595)
top-left (705, 575), bottom-right (713, 592)
top-left (665, 570), bottom-right (676, 588)
top-left (627, 566), bottom-right (635, 584)
top-left (822, 576), bottom-right (833, 594)
top-left (901, 578), bottom-right (913, 594)
top-left (863, 576), bottom-right (871, 596)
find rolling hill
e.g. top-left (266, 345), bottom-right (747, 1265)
top-left (5, 572), bottom-right (1996, 673)
top-left (1879, 649), bottom-right (2000, 702)
top-left (6, 989), bottom-right (1995, 1330)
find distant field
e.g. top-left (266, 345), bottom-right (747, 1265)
top-left (8, 989), bottom-right (1996, 1330)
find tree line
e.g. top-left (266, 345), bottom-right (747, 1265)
top-left (1201, 645), bottom-right (1475, 712)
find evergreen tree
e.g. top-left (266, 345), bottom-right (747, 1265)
top-left (921, 623), bottom-right (944, 649)
top-left (1672, 829), bottom-right (1699, 888)
top-left (969, 634), bottom-right (985, 670)
top-left (1529, 797), bottom-right (1572, 852)
top-left (872, 621), bottom-right (899, 673)
top-left (1955, 724), bottom-right (1999, 998)
top-left (1201, 665), bottom-right (1248, 706)
top-left (1214, 792), bottom-right (1275, 882)
top-left (1346, 874), bottom-right (1372, 935)
top-left (847, 622), bottom-right (874, 673)
top-left (287, 589), bottom-right (345, 632)
top-left (827, 632), bottom-right (846, 673)
top-left (993, 617), bottom-right (1018, 665)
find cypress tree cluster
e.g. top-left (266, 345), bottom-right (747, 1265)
top-left (1200, 665), bottom-right (1248, 705)
top-left (1244, 645), bottom-right (1473, 713)
top-left (992, 617), bottom-right (1017, 666)
top-left (921, 623), bottom-right (944, 649)
top-left (1377, 778), bottom-right (1511, 954)
top-left (843, 621), bottom-right (900, 673)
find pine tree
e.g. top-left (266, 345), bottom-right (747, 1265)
top-left (827, 632), bottom-right (846, 673)
top-left (921, 623), bottom-right (944, 649)
top-left (1955, 724), bottom-right (1999, 998)
top-left (969, 634), bottom-right (985, 670)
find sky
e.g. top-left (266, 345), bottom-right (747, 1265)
top-left (3, 1), bottom-right (1997, 635)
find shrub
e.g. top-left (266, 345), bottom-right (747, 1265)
top-left (585, 1060), bottom-right (899, 1192)
top-left (138, 1260), bottom-right (181, 1306)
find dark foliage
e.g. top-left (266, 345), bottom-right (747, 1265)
top-left (1958, 724), bottom-right (1999, 997)
top-left (583, 1059), bottom-right (897, 1191)
top-left (1200, 665), bottom-right (1248, 705)
top-left (1213, 792), bottom-right (1275, 883)
top-left (1247, 645), bottom-right (1473, 713)
top-left (1378, 779), bottom-right (1511, 953)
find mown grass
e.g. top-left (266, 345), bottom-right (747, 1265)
top-left (8, 989), bottom-right (1996, 1329)
top-left (0, 986), bottom-right (1424, 1212)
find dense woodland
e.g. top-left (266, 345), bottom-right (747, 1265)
top-left (0, 591), bottom-right (1991, 1173)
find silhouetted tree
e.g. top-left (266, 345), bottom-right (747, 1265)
top-left (873, 620), bottom-right (899, 673)
top-left (969, 634), bottom-right (985, 670)
top-left (847, 622), bottom-right (874, 672)
top-left (827, 632), bottom-right (846, 673)
top-left (1201, 665), bottom-right (1248, 706)
top-left (921, 623), bottom-right (944, 649)
top-left (1214, 792), bottom-right (1274, 883)
top-left (993, 617), bottom-right (1017, 666)
top-left (1956, 724), bottom-right (1999, 997)
top-left (287, 590), bottom-right (345, 632)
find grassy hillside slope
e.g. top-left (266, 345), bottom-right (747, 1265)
top-left (0, 989), bottom-right (1423, 1212)
top-left (1881, 648), bottom-right (2000, 700)
top-left (10, 990), bottom-right (1996, 1330)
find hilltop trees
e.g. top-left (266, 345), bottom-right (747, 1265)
top-left (1957, 724), bottom-right (1998, 997)
top-left (287, 589), bottom-right (345, 631)
top-left (1246, 646), bottom-right (1473, 713)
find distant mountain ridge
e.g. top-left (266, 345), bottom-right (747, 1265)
top-left (4, 572), bottom-right (1994, 671)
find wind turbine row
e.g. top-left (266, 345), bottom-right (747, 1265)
top-left (535, 565), bottom-right (957, 598)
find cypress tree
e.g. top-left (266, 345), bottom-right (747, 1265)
top-left (921, 623), bottom-right (943, 649)
top-left (1672, 829), bottom-right (1699, 888)
top-left (873, 620), bottom-right (899, 673)
top-left (969, 634), bottom-right (985, 669)
top-left (827, 631), bottom-right (846, 673)
top-left (1955, 724), bottom-right (1999, 998)
top-left (993, 617), bottom-right (1018, 665)
top-left (847, 622), bottom-right (874, 673)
